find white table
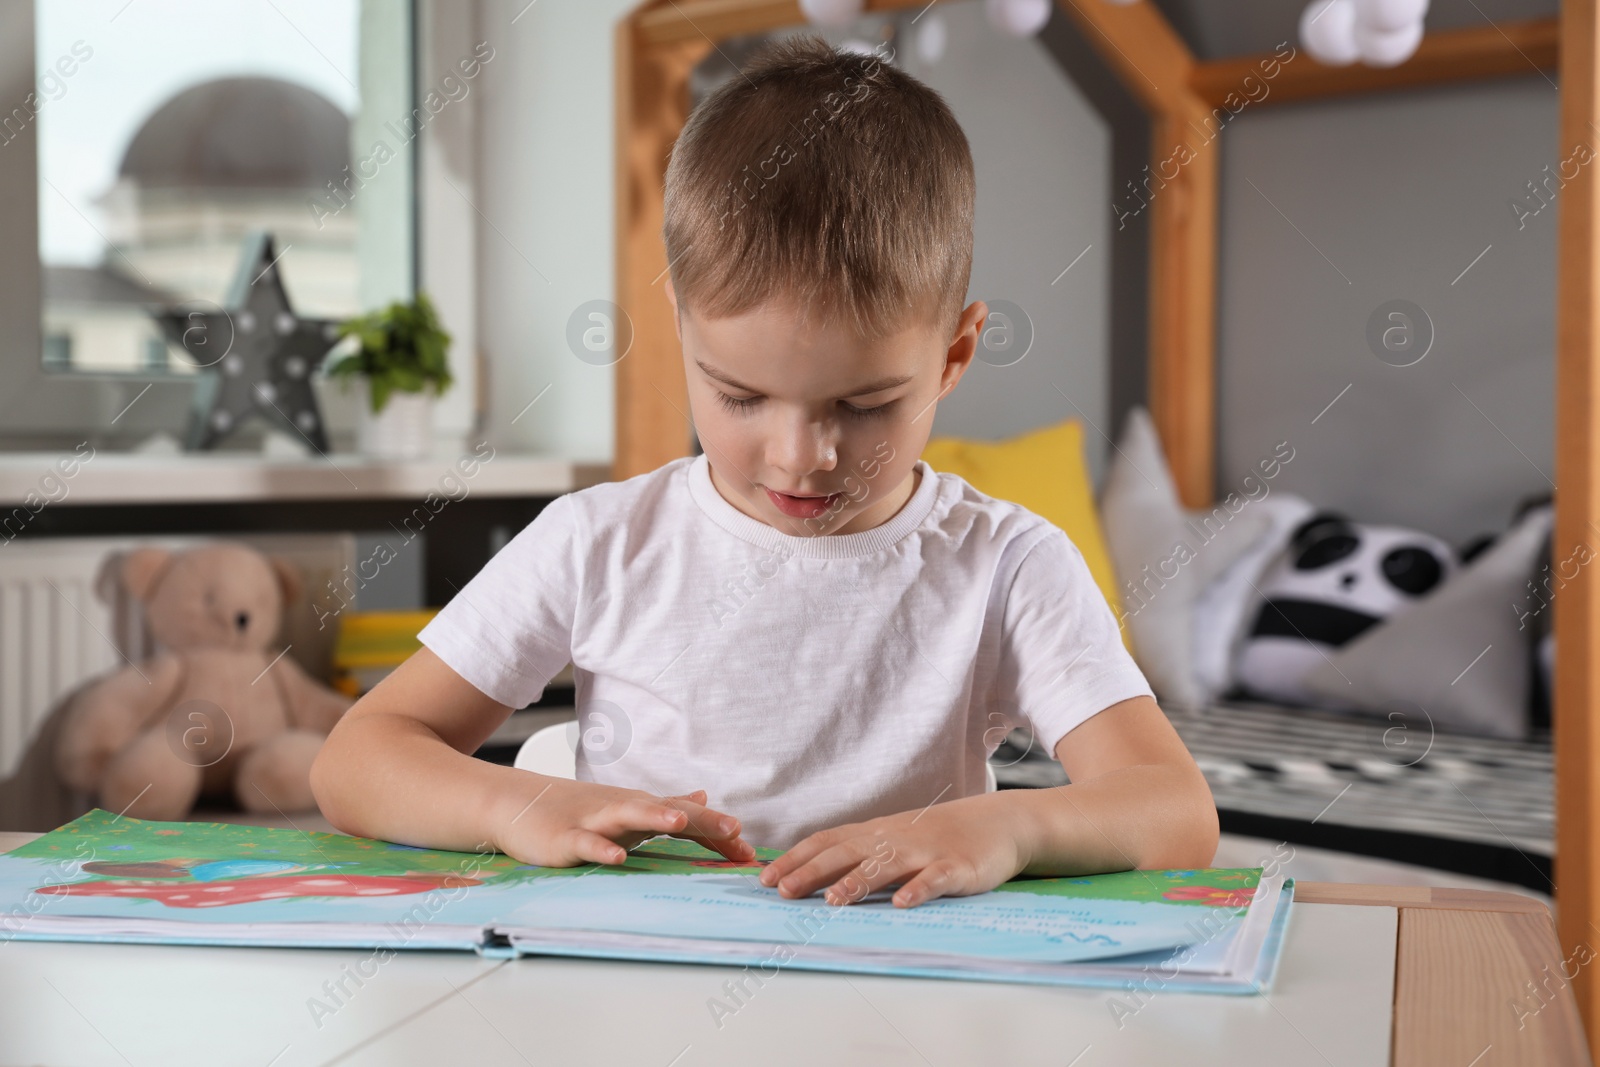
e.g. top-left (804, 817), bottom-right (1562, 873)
top-left (0, 893), bottom-right (1390, 1065)
top-left (0, 825), bottom-right (1587, 1066)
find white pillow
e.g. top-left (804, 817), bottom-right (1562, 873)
top-left (1191, 492), bottom-right (1317, 703)
top-left (1100, 408), bottom-right (1270, 709)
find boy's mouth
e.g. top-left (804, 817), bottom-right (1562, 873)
top-left (764, 487), bottom-right (843, 519)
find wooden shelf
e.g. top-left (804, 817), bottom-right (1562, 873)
top-left (0, 451), bottom-right (611, 507)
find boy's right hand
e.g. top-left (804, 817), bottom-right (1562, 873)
top-left (492, 779), bottom-right (757, 868)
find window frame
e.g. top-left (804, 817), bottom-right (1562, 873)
top-left (0, 0), bottom-right (457, 449)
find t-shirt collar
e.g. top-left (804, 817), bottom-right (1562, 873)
top-left (687, 452), bottom-right (939, 559)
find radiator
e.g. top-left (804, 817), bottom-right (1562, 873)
top-left (0, 534), bottom-right (356, 781)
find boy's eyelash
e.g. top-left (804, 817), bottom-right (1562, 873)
top-left (713, 391), bottom-right (893, 420)
top-left (715, 391), bottom-right (761, 415)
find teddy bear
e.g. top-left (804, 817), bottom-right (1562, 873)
top-left (54, 542), bottom-right (353, 821)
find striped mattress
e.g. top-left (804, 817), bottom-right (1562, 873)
top-left (991, 698), bottom-right (1553, 887)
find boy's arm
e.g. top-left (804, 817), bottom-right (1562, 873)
top-left (310, 647), bottom-right (755, 865)
top-left (757, 694), bottom-right (1219, 907)
top-left (310, 645), bottom-right (543, 850)
top-left (1012, 692), bottom-right (1220, 876)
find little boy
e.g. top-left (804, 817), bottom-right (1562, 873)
top-left (311, 35), bottom-right (1218, 909)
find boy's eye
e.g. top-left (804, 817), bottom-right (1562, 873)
top-left (841, 401), bottom-right (894, 420)
top-left (715, 391), bottom-right (761, 415)
top-left (713, 391), bottom-right (895, 419)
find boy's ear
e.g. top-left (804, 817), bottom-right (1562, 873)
top-left (664, 276), bottom-right (682, 341)
top-left (940, 299), bottom-right (987, 391)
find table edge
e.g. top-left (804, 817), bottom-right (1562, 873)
top-left (1294, 880), bottom-right (1552, 915)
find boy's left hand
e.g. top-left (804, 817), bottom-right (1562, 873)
top-left (756, 791), bottom-right (1029, 908)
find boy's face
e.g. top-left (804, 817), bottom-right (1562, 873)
top-left (666, 279), bottom-right (986, 536)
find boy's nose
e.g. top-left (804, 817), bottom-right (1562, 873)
top-left (770, 426), bottom-right (838, 476)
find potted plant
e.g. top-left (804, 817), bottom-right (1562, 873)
top-left (327, 292), bottom-right (454, 460)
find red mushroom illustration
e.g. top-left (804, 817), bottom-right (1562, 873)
top-left (33, 871), bottom-right (484, 908)
top-left (687, 858), bottom-right (768, 869)
top-left (1160, 885), bottom-right (1257, 907)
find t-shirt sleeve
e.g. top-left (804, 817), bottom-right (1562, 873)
top-left (994, 525), bottom-right (1156, 761)
top-left (417, 492), bottom-right (581, 709)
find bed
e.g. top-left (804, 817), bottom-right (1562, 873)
top-left (995, 703), bottom-right (1553, 891)
top-left (610, 0), bottom-right (1600, 1049)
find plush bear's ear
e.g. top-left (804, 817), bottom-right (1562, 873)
top-left (122, 548), bottom-right (173, 602)
top-left (92, 552), bottom-right (125, 606)
top-left (269, 556), bottom-right (303, 606)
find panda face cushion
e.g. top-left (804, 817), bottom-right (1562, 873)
top-left (1298, 503), bottom-right (1553, 739)
top-left (1234, 512), bottom-right (1457, 706)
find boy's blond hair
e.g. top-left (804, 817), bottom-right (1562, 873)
top-left (662, 33), bottom-right (975, 344)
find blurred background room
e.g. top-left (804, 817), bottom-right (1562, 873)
top-left (0, 0), bottom-right (1576, 934)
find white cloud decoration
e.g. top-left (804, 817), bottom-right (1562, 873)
top-left (1353, 18), bottom-right (1425, 66)
top-left (985, 0), bottom-right (1053, 37)
top-left (1351, 0), bottom-right (1429, 32)
top-left (798, 0), bottom-right (1049, 47)
top-left (798, 0), bottom-right (865, 29)
top-left (1300, 0), bottom-right (1428, 68)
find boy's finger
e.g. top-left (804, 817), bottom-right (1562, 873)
top-left (758, 831), bottom-right (831, 886)
top-left (773, 840), bottom-right (882, 901)
top-left (663, 800), bottom-right (743, 841)
top-left (607, 799), bottom-right (745, 854)
top-left (567, 828), bottom-right (628, 866)
top-left (675, 832), bottom-right (759, 864)
top-left (823, 848), bottom-right (919, 906)
top-left (890, 860), bottom-right (963, 908)
top-left (585, 799), bottom-right (682, 843)
top-left (615, 797), bottom-right (696, 834)
top-left (653, 799), bottom-right (756, 862)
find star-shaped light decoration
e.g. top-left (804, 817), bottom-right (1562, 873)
top-left (151, 231), bottom-right (343, 452)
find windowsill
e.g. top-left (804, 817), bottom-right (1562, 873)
top-left (0, 450), bottom-right (612, 506)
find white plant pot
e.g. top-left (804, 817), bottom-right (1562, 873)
top-left (356, 384), bottom-right (434, 460)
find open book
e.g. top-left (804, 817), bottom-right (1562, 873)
top-left (0, 809), bottom-right (1292, 993)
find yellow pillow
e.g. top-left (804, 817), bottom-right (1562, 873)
top-left (921, 419), bottom-right (1132, 653)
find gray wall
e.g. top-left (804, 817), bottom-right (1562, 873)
top-left (1216, 76), bottom-right (1557, 545)
top-left (892, 3), bottom-right (1115, 483)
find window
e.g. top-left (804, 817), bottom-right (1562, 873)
top-left (0, 0), bottom-right (415, 444)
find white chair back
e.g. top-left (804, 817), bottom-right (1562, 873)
top-left (513, 721), bottom-right (579, 779)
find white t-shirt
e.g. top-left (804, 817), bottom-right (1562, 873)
top-left (419, 453), bottom-right (1154, 849)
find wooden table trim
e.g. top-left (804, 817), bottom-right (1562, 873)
top-left (1296, 881), bottom-right (1553, 914)
top-left (1298, 880), bottom-right (1591, 1065)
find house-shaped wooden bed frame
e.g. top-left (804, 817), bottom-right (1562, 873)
top-left (614, 0), bottom-right (1600, 1046)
